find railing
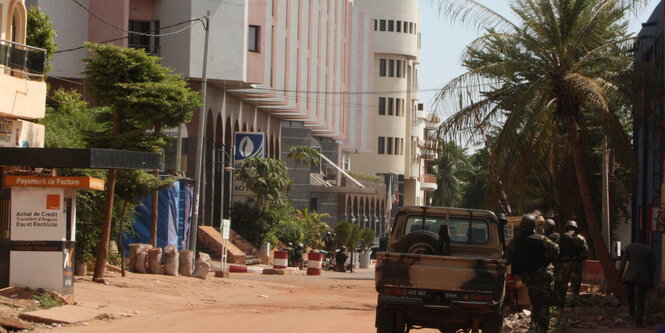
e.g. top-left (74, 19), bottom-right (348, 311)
top-left (0, 38), bottom-right (47, 78)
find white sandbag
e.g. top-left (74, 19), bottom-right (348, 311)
top-left (192, 252), bottom-right (211, 279)
top-left (163, 245), bottom-right (179, 276)
top-left (179, 250), bottom-right (193, 277)
top-left (148, 247), bottom-right (163, 274)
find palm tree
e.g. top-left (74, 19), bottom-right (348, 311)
top-left (434, 0), bottom-right (650, 288)
top-left (431, 140), bottom-right (472, 207)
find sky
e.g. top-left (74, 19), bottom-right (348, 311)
top-left (418, 0), bottom-right (662, 132)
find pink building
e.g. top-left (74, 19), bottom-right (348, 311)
top-left (30, 0), bottom-right (381, 229)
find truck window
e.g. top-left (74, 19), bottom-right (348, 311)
top-left (404, 215), bottom-right (489, 244)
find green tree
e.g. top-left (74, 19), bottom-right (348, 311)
top-left (334, 221), bottom-right (352, 248)
top-left (434, 0), bottom-right (649, 287)
top-left (83, 43), bottom-right (200, 281)
top-left (359, 229), bottom-right (376, 252)
top-left (26, 6), bottom-right (56, 75)
top-left (431, 141), bottom-right (472, 207)
top-left (296, 208), bottom-right (330, 249)
top-left (235, 157), bottom-right (292, 213)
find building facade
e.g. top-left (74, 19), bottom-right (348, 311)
top-left (1, 0), bottom-right (48, 287)
top-left (633, 1), bottom-right (664, 285)
top-left (349, 0), bottom-right (437, 225)
top-left (31, 0), bottom-right (395, 233)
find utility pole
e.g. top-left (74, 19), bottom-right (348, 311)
top-left (189, 11), bottom-right (211, 253)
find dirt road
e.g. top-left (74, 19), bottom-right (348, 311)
top-left (34, 268), bottom-right (434, 333)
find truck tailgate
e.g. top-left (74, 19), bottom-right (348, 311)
top-left (376, 252), bottom-right (506, 294)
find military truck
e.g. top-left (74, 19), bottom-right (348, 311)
top-left (375, 206), bottom-right (506, 333)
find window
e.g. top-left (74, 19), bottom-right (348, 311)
top-left (378, 137), bottom-right (385, 154)
top-left (396, 20), bottom-right (401, 32)
top-left (387, 137), bottom-right (393, 155)
top-left (388, 20), bottom-right (394, 31)
top-left (129, 20), bottom-right (160, 54)
top-left (388, 98), bottom-right (394, 116)
top-left (379, 97), bottom-right (386, 115)
top-left (379, 19), bottom-right (386, 31)
top-left (379, 59), bottom-right (387, 76)
top-left (396, 60), bottom-right (401, 78)
top-left (409, 22), bottom-right (414, 34)
top-left (404, 21), bottom-right (408, 33)
top-left (404, 215), bottom-right (490, 244)
top-left (248, 25), bottom-right (260, 52)
top-left (394, 138), bottom-right (399, 155)
top-left (389, 59), bottom-right (394, 77)
top-left (374, 19), bottom-right (378, 31)
top-left (395, 99), bottom-right (400, 116)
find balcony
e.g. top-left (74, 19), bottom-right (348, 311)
top-left (0, 39), bottom-right (47, 120)
top-left (421, 173), bottom-right (437, 192)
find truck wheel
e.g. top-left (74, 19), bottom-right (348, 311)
top-left (481, 313), bottom-right (504, 333)
top-left (394, 230), bottom-right (439, 254)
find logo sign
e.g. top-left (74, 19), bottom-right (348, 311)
top-left (234, 132), bottom-right (265, 161)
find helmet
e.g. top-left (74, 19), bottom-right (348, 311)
top-left (565, 220), bottom-right (578, 231)
top-left (340, 246), bottom-right (347, 251)
top-left (543, 219), bottom-right (556, 233)
top-left (519, 214), bottom-right (537, 232)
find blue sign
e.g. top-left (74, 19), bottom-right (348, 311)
top-left (235, 132), bottom-right (266, 161)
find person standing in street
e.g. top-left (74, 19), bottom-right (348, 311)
top-left (506, 214), bottom-right (559, 332)
top-left (618, 234), bottom-right (656, 327)
top-left (553, 220), bottom-right (588, 307)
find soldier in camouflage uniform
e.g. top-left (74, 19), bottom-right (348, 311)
top-left (543, 219), bottom-right (560, 244)
top-left (506, 214), bottom-right (560, 332)
top-left (553, 220), bottom-right (588, 307)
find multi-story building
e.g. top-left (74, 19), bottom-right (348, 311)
top-left (348, 0), bottom-right (437, 228)
top-left (31, 0), bottom-right (392, 232)
top-left (633, 1), bottom-right (664, 285)
top-left (0, 0), bottom-right (47, 287)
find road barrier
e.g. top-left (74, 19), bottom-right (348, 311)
top-left (306, 252), bottom-right (323, 275)
top-left (229, 265), bottom-right (264, 273)
top-left (273, 250), bottom-right (289, 269)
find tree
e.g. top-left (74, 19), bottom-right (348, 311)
top-left (287, 145), bottom-right (320, 184)
top-left (26, 6), bottom-right (56, 76)
top-left (431, 141), bottom-right (472, 207)
top-left (83, 43), bottom-right (200, 281)
top-left (434, 0), bottom-right (650, 289)
top-left (235, 157), bottom-right (292, 213)
top-left (359, 229), bottom-right (376, 252)
top-left (296, 208), bottom-right (330, 248)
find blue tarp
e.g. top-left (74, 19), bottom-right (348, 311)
top-left (123, 179), bottom-right (193, 256)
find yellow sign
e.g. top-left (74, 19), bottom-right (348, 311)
top-left (4, 176), bottom-right (104, 191)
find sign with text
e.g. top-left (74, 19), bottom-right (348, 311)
top-left (11, 188), bottom-right (66, 241)
top-left (5, 176), bottom-right (105, 190)
top-left (234, 132), bottom-right (265, 161)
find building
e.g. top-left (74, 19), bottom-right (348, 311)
top-left (633, 1), bottom-right (664, 285)
top-left (349, 0), bottom-right (437, 223)
top-left (0, 0), bottom-right (48, 287)
top-left (31, 0), bottom-right (395, 233)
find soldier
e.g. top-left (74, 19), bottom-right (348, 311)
top-left (553, 220), bottom-right (588, 308)
top-left (506, 214), bottom-right (559, 332)
top-left (543, 219), bottom-right (560, 244)
top-left (335, 246), bottom-right (348, 272)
